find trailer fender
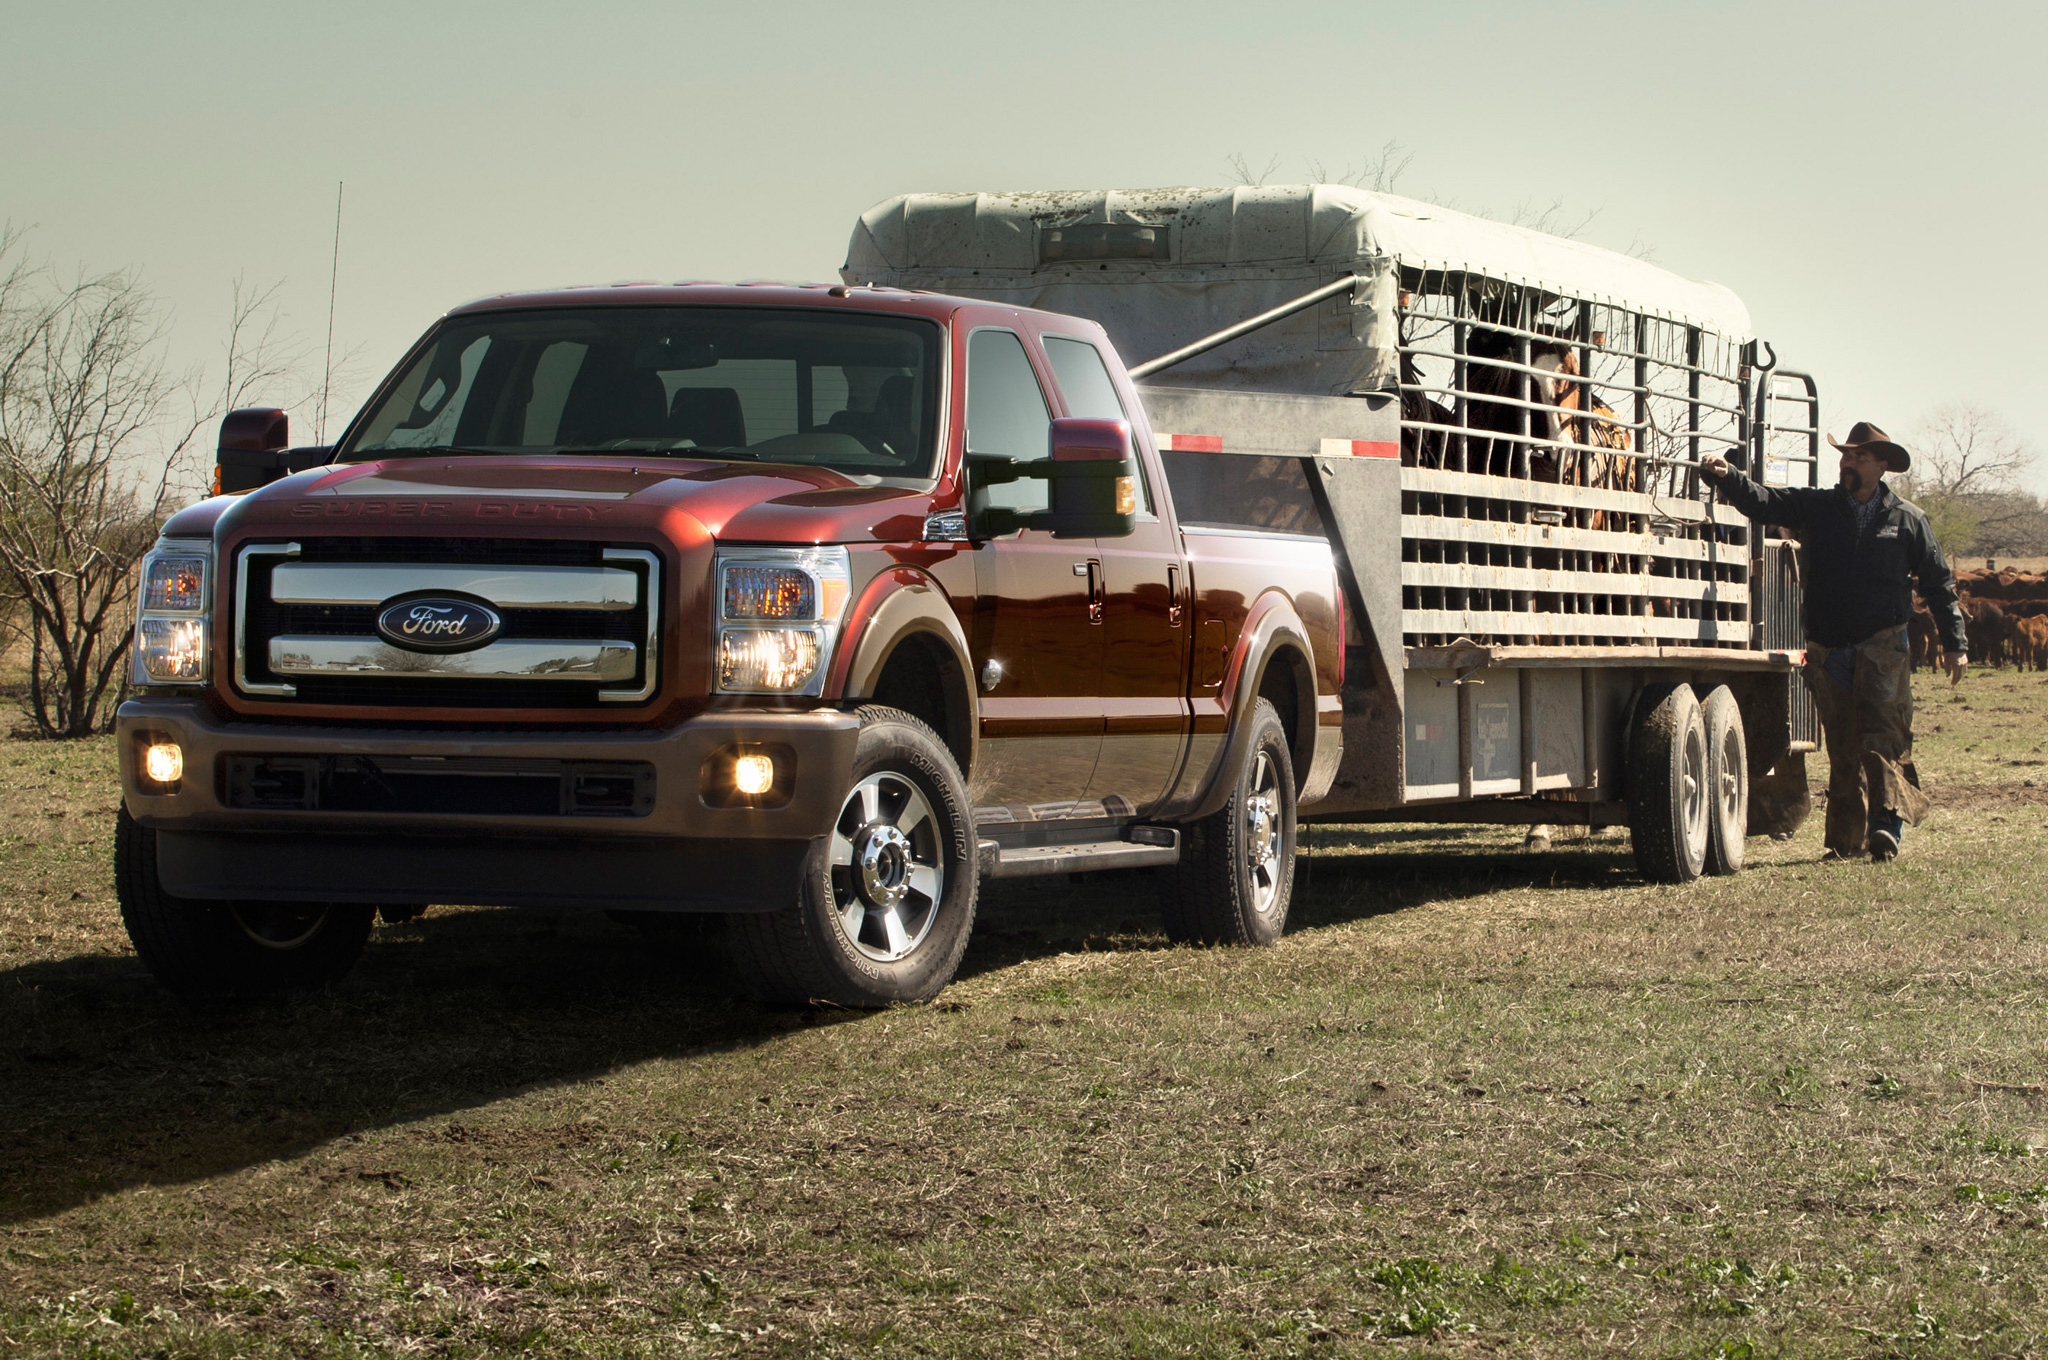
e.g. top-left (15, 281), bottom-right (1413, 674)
top-left (1175, 593), bottom-right (1331, 823)
top-left (832, 567), bottom-right (979, 778)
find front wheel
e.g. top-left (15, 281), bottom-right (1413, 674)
top-left (115, 808), bottom-right (376, 1000)
top-left (727, 706), bottom-right (977, 1007)
top-left (1161, 697), bottom-right (1297, 946)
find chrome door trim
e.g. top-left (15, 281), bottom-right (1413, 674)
top-left (269, 636), bottom-right (637, 682)
top-left (267, 562), bottom-right (639, 610)
top-left (600, 547), bottom-right (661, 703)
top-left (235, 542), bottom-right (302, 697)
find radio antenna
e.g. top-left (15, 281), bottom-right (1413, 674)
top-left (318, 180), bottom-right (343, 443)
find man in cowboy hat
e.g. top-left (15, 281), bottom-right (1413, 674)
top-left (1700, 424), bottom-right (1967, 862)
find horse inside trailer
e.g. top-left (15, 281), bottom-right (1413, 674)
top-left (845, 185), bottom-right (1826, 879)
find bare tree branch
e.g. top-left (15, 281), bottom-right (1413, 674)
top-left (1225, 153), bottom-right (1281, 188)
top-left (0, 233), bottom-right (309, 735)
top-left (1898, 404), bottom-right (2045, 559)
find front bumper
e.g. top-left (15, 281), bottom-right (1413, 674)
top-left (116, 697), bottom-right (859, 912)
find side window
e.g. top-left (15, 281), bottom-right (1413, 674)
top-left (966, 329), bottom-right (1051, 513)
top-left (1043, 334), bottom-right (1153, 515)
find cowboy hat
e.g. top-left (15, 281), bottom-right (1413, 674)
top-left (1828, 421), bottom-right (1911, 472)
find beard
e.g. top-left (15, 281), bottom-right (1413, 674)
top-left (1839, 466), bottom-right (1865, 495)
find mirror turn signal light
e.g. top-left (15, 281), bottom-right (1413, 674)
top-left (732, 754), bottom-right (775, 796)
top-left (143, 742), bottom-right (184, 785)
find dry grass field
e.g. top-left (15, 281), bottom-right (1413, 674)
top-left (4, 670), bottom-right (2048, 1357)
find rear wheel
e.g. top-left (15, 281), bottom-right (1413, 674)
top-left (727, 706), bottom-right (977, 1007)
top-left (1162, 698), bottom-right (1296, 946)
top-left (1627, 683), bottom-right (1710, 883)
top-left (115, 807), bottom-right (376, 999)
top-left (1700, 685), bottom-right (1748, 875)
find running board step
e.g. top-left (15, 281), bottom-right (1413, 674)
top-left (979, 828), bottom-right (1180, 880)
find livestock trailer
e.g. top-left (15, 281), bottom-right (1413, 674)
top-left (846, 185), bottom-right (1824, 878)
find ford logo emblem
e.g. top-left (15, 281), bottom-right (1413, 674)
top-left (375, 596), bottom-right (503, 653)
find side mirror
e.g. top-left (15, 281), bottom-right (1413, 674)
top-left (971, 418), bottom-right (1139, 540)
top-left (216, 408), bottom-right (290, 494)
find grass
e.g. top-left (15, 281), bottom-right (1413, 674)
top-left (3, 668), bottom-right (2048, 1356)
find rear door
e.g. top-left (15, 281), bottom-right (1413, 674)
top-left (1040, 332), bottom-right (1190, 814)
top-left (966, 327), bottom-right (1104, 819)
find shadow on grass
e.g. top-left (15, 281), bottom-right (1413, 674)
top-left (0, 827), bottom-right (1640, 1225)
top-left (0, 906), bottom-right (833, 1225)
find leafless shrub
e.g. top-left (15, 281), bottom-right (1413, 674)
top-left (0, 231), bottom-right (301, 736)
top-left (1307, 140), bottom-right (1415, 193)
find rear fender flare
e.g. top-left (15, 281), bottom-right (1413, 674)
top-left (832, 567), bottom-right (979, 777)
top-left (1183, 594), bottom-right (1319, 822)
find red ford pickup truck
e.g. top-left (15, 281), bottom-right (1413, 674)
top-left (116, 284), bottom-right (1343, 1005)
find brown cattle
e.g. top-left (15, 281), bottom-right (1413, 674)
top-left (1964, 598), bottom-right (2014, 668)
top-left (1909, 605), bottom-right (1938, 670)
top-left (2016, 615), bottom-right (2048, 671)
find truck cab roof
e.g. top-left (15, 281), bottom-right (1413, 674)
top-left (443, 281), bottom-right (1109, 337)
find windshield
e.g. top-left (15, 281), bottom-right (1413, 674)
top-left (337, 306), bottom-right (943, 479)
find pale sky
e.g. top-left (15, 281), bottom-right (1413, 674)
top-left (6, 1), bottom-right (2043, 486)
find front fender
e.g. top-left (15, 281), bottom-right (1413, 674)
top-left (829, 565), bottom-right (979, 776)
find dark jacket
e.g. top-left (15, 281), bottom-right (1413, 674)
top-left (1716, 472), bottom-right (1967, 654)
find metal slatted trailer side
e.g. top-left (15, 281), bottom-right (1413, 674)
top-left (1137, 382), bottom-right (1806, 827)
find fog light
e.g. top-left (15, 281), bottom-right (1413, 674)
top-left (143, 742), bottom-right (183, 785)
top-left (732, 754), bottom-right (775, 796)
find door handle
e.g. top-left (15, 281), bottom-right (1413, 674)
top-left (1086, 560), bottom-right (1103, 624)
top-left (1167, 565), bottom-right (1183, 626)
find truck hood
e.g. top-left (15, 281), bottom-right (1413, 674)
top-left (187, 455), bottom-right (939, 544)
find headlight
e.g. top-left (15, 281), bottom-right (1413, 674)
top-left (133, 539), bottom-right (213, 686)
top-left (138, 618), bottom-right (208, 681)
top-left (713, 546), bottom-right (851, 695)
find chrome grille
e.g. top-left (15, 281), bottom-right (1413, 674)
top-left (235, 541), bottom-right (659, 707)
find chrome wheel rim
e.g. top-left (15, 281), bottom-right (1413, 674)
top-left (827, 771), bottom-right (943, 963)
top-left (229, 903), bottom-right (330, 951)
top-left (1244, 750), bottom-right (1285, 915)
top-left (1681, 721), bottom-right (1709, 845)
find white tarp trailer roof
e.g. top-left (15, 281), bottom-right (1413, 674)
top-left (843, 185), bottom-right (1754, 398)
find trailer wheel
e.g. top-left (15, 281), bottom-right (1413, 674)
top-left (727, 706), bottom-right (977, 1007)
top-left (115, 807), bottom-right (376, 1000)
top-left (1700, 685), bottom-right (1748, 875)
top-left (1626, 683), bottom-right (1710, 883)
top-left (1162, 698), bottom-right (1296, 946)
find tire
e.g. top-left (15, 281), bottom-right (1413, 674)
top-left (1162, 697), bottom-right (1296, 946)
top-left (115, 807), bottom-right (376, 1000)
top-left (1700, 685), bottom-right (1748, 876)
top-left (727, 706), bottom-right (977, 1007)
top-left (1626, 683), bottom-right (1710, 884)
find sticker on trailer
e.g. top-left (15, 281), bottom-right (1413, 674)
top-left (1318, 438), bottom-right (1400, 459)
top-left (1154, 433), bottom-right (1223, 452)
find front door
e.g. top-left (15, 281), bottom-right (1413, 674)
top-left (1039, 334), bottom-right (1190, 813)
top-left (964, 328), bottom-right (1104, 821)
